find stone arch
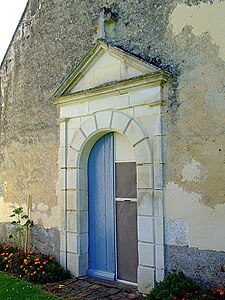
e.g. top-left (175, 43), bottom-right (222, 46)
top-left (68, 110), bottom-right (152, 167)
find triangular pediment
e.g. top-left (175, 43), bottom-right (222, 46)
top-left (52, 41), bottom-right (162, 98)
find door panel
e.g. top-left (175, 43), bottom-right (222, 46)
top-left (115, 162), bottom-right (137, 198)
top-left (115, 161), bottom-right (138, 283)
top-left (116, 201), bottom-right (138, 283)
top-left (87, 133), bottom-right (115, 280)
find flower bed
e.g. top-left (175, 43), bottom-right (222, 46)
top-left (0, 243), bottom-right (68, 283)
top-left (147, 272), bottom-right (225, 300)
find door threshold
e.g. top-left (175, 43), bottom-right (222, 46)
top-left (117, 279), bottom-right (138, 287)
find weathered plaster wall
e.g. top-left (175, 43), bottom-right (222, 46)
top-left (170, 0), bottom-right (225, 60)
top-left (0, 0), bottom-right (225, 283)
top-left (165, 182), bottom-right (225, 251)
top-left (164, 0), bottom-right (225, 250)
top-left (166, 0), bottom-right (225, 207)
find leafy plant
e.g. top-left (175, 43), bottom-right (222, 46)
top-left (9, 207), bottom-right (34, 252)
top-left (147, 272), bottom-right (199, 300)
top-left (146, 272), bottom-right (225, 300)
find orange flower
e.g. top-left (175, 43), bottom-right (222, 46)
top-left (43, 261), bottom-right (47, 265)
top-left (5, 264), bottom-right (8, 268)
top-left (49, 256), bottom-right (53, 260)
top-left (34, 257), bottom-right (40, 261)
top-left (33, 271), bottom-right (37, 275)
top-left (220, 291), bottom-right (224, 295)
top-left (24, 259), bottom-right (29, 265)
top-left (42, 271), bottom-right (45, 275)
top-left (34, 261), bottom-right (40, 265)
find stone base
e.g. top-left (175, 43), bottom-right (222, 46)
top-left (165, 245), bottom-right (225, 288)
top-left (0, 222), bottom-right (60, 261)
top-left (0, 222), bottom-right (14, 245)
top-left (30, 225), bottom-right (60, 261)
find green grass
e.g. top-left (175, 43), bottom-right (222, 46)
top-left (0, 272), bottom-right (62, 300)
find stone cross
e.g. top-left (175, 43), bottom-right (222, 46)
top-left (95, 8), bottom-right (117, 40)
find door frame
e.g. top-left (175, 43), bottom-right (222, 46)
top-left (59, 109), bottom-right (165, 294)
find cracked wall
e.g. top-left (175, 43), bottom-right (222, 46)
top-left (0, 0), bottom-right (224, 281)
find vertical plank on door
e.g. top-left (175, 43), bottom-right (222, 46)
top-left (87, 133), bottom-right (115, 280)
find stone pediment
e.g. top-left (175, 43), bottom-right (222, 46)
top-left (52, 40), bottom-right (163, 98)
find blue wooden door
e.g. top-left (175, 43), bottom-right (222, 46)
top-left (87, 133), bottom-right (115, 280)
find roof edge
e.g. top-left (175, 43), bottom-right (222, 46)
top-left (52, 41), bottom-right (104, 98)
top-left (0, 0), bottom-right (29, 70)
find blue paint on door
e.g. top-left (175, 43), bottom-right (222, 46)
top-left (87, 133), bottom-right (115, 281)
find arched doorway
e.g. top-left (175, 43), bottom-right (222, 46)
top-left (54, 40), bottom-right (168, 293)
top-left (58, 109), bottom-right (165, 293)
top-left (87, 132), bottom-right (138, 283)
